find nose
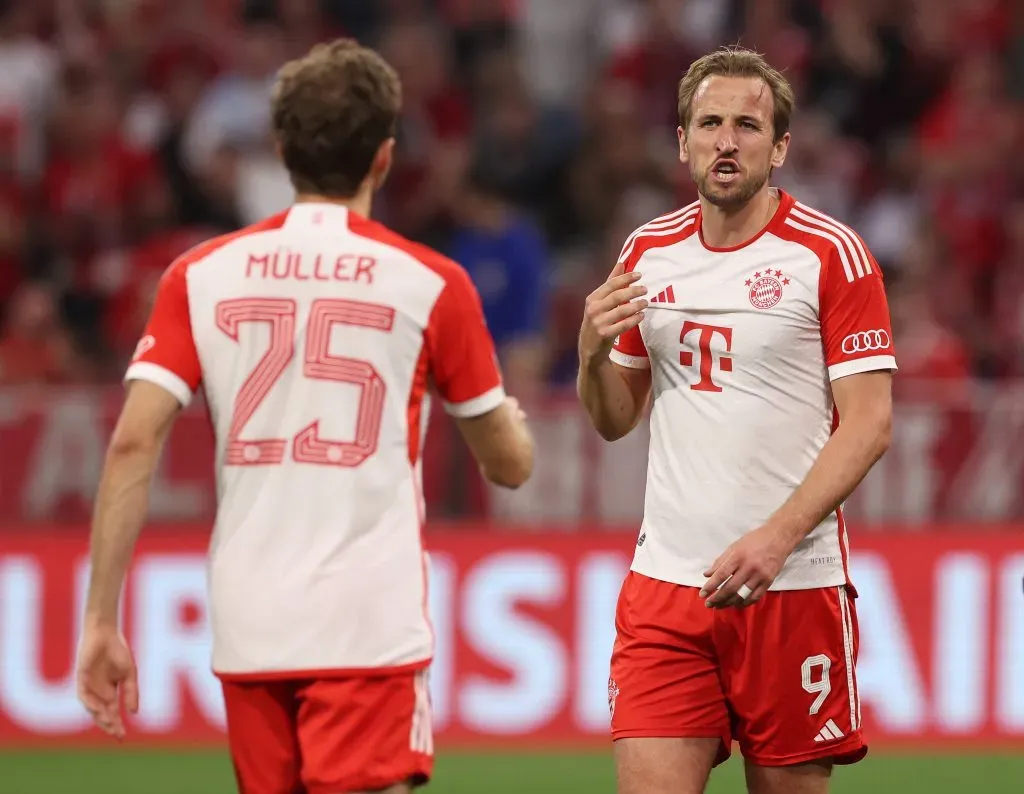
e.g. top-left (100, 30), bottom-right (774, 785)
top-left (715, 123), bottom-right (738, 154)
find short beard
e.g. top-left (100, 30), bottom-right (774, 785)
top-left (693, 165), bottom-right (770, 212)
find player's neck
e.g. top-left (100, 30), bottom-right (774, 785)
top-left (293, 189), bottom-right (374, 220)
top-left (699, 188), bottom-right (778, 249)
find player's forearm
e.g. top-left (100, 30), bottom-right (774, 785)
top-left (576, 357), bottom-right (643, 441)
top-left (767, 413), bottom-right (892, 548)
top-left (84, 442), bottom-right (159, 626)
top-left (483, 417), bottom-right (535, 488)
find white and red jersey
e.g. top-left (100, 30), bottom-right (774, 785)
top-left (610, 189), bottom-right (896, 591)
top-left (125, 203), bottom-right (505, 677)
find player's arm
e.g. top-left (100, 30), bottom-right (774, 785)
top-left (84, 260), bottom-right (202, 623)
top-left (577, 260), bottom-right (651, 441)
top-left (454, 396), bottom-right (534, 488)
top-left (84, 382), bottom-right (183, 625)
top-left (762, 243), bottom-right (899, 545)
top-left (428, 263), bottom-right (534, 489)
top-left (760, 369), bottom-right (892, 550)
top-left (77, 259), bottom-right (202, 737)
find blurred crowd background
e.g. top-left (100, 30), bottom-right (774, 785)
top-left (1, 0), bottom-right (1021, 394)
top-left (1, 0), bottom-right (1024, 525)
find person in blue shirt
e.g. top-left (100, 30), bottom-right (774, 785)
top-left (448, 167), bottom-right (550, 397)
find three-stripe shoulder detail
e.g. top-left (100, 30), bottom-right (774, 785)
top-left (617, 202), bottom-right (700, 267)
top-left (782, 202), bottom-right (873, 283)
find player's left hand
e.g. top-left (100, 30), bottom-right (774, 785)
top-left (75, 622), bottom-right (139, 740)
top-left (699, 523), bottom-right (795, 608)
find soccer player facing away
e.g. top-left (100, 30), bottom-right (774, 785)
top-left (75, 40), bottom-right (534, 794)
top-left (578, 47), bottom-right (895, 794)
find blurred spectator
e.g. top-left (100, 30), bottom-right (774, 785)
top-left (449, 167), bottom-right (550, 397)
top-left (918, 50), bottom-right (1014, 279)
top-left (0, 130), bottom-right (25, 308)
top-left (41, 62), bottom-right (163, 294)
top-left (0, 1), bottom-right (58, 182)
top-left (470, 47), bottom-right (580, 232)
top-left (773, 109), bottom-right (862, 221)
top-left (377, 20), bottom-right (470, 247)
top-left (443, 0), bottom-right (514, 78)
top-left (553, 78), bottom-right (675, 253)
top-left (276, 0), bottom-right (346, 60)
top-left (888, 271), bottom-right (972, 383)
top-left (0, 281), bottom-right (78, 385)
top-left (140, 38), bottom-right (238, 230)
top-left (604, 0), bottom-right (702, 133)
top-left (102, 224), bottom-right (214, 364)
top-left (182, 7), bottom-right (289, 224)
top-left (857, 136), bottom-right (924, 270)
top-left (993, 197), bottom-right (1024, 375)
top-left (803, 0), bottom-right (942, 150)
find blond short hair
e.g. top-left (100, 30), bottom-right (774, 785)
top-left (677, 46), bottom-right (796, 142)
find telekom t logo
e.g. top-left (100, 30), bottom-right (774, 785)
top-left (679, 321), bottom-right (733, 392)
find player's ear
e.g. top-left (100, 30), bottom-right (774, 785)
top-left (677, 126), bottom-right (689, 164)
top-left (371, 138), bottom-right (395, 190)
top-left (771, 131), bottom-right (790, 169)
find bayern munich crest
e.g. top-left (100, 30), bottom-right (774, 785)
top-left (745, 269), bottom-right (790, 309)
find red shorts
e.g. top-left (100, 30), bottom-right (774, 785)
top-left (220, 669), bottom-right (433, 794)
top-left (609, 571), bottom-right (867, 768)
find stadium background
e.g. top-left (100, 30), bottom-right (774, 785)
top-left (1, 0), bottom-right (1023, 791)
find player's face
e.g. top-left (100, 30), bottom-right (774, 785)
top-left (679, 75), bottom-right (789, 211)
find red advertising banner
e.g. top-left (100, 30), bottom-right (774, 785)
top-left (1, 526), bottom-right (1023, 749)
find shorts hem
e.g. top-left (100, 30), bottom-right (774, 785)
top-left (215, 658), bottom-right (430, 681)
top-left (612, 727), bottom-right (728, 741)
top-left (743, 737), bottom-right (868, 767)
top-left (627, 567), bottom-right (849, 592)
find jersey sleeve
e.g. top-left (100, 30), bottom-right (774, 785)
top-left (425, 265), bottom-right (506, 418)
top-left (123, 259), bottom-right (202, 406)
top-left (819, 241), bottom-right (898, 381)
top-left (608, 238), bottom-right (650, 370)
top-left (609, 325), bottom-right (650, 369)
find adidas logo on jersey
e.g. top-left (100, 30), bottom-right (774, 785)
top-left (649, 285), bottom-right (676, 304)
top-left (813, 719), bottom-right (845, 743)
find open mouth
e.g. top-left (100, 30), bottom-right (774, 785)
top-left (711, 160), bottom-right (740, 183)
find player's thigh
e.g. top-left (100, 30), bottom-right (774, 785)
top-left (610, 571), bottom-right (732, 791)
top-left (296, 669), bottom-right (433, 794)
top-left (220, 679), bottom-right (303, 794)
top-left (744, 757), bottom-right (832, 794)
top-left (348, 785), bottom-right (412, 794)
top-left (725, 585), bottom-right (867, 768)
top-left (616, 737), bottom-right (720, 794)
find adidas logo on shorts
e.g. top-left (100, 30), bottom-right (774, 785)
top-left (813, 719), bottom-right (845, 743)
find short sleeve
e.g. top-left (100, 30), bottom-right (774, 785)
top-left (426, 266), bottom-right (506, 418)
top-left (609, 326), bottom-right (650, 369)
top-left (123, 260), bottom-right (202, 405)
top-left (608, 235), bottom-right (650, 370)
top-left (819, 243), bottom-right (898, 382)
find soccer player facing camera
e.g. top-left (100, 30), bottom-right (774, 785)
top-left (578, 47), bottom-right (895, 794)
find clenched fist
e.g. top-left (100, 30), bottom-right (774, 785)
top-left (578, 260), bottom-right (648, 366)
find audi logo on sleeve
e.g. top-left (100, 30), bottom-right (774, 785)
top-left (841, 329), bottom-right (890, 354)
